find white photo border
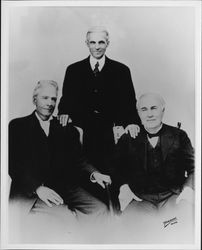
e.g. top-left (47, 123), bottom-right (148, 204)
top-left (1, 1), bottom-right (201, 249)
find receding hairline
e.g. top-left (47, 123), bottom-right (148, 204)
top-left (136, 93), bottom-right (166, 110)
top-left (86, 26), bottom-right (109, 41)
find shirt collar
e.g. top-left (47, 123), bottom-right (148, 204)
top-left (90, 55), bottom-right (105, 71)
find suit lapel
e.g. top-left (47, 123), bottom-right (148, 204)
top-left (161, 125), bottom-right (175, 161)
top-left (102, 56), bottom-right (111, 72)
top-left (26, 113), bottom-right (50, 169)
top-left (137, 125), bottom-right (175, 168)
top-left (49, 117), bottom-right (62, 140)
top-left (84, 56), bottom-right (93, 74)
top-left (29, 112), bottom-right (48, 139)
top-left (83, 57), bottom-right (99, 86)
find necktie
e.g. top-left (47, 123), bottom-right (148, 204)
top-left (93, 61), bottom-right (99, 76)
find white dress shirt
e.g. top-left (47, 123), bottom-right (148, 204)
top-left (35, 112), bottom-right (53, 136)
top-left (147, 136), bottom-right (159, 148)
top-left (90, 55), bottom-right (105, 72)
top-left (145, 124), bottom-right (163, 148)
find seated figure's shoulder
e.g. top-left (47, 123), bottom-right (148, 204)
top-left (163, 124), bottom-right (190, 142)
top-left (164, 123), bottom-right (187, 134)
top-left (63, 123), bottom-right (80, 138)
top-left (9, 114), bottom-right (31, 128)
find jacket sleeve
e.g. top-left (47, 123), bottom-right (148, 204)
top-left (58, 66), bottom-right (86, 128)
top-left (109, 134), bottom-right (131, 188)
top-left (58, 66), bottom-right (73, 115)
top-left (117, 66), bottom-right (141, 127)
top-left (179, 130), bottom-right (195, 189)
top-left (9, 120), bottom-right (41, 197)
top-left (64, 125), bottom-right (98, 178)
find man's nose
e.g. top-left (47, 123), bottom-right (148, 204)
top-left (95, 43), bottom-right (100, 49)
top-left (147, 110), bottom-right (153, 117)
top-left (47, 99), bottom-right (53, 106)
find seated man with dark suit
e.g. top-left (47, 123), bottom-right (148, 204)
top-left (111, 93), bottom-right (194, 214)
top-left (9, 80), bottom-right (110, 216)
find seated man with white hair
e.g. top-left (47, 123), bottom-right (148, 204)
top-left (111, 92), bottom-right (194, 213)
top-left (9, 80), bottom-right (109, 217)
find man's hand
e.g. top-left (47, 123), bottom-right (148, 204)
top-left (36, 186), bottom-right (64, 207)
top-left (176, 186), bottom-right (194, 205)
top-left (74, 126), bottom-right (83, 144)
top-left (113, 126), bottom-right (125, 144)
top-left (118, 184), bottom-right (142, 211)
top-left (91, 172), bottom-right (112, 189)
top-left (125, 124), bottom-right (140, 139)
top-left (57, 114), bottom-right (72, 127)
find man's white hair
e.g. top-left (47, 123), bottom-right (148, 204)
top-left (136, 92), bottom-right (166, 111)
top-left (33, 80), bottom-right (58, 102)
top-left (86, 26), bottom-right (109, 41)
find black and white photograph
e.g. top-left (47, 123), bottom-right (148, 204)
top-left (1, 1), bottom-right (201, 249)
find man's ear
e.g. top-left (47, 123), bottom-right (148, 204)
top-left (33, 97), bottom-right (36, 105)
top-left (85, 40), bottom-right (89, 47)
top-left (162, 107), bottom-right (165, 119)
top-left (106, 40), bottom-right (110, 47)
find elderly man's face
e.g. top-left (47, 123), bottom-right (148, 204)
top-left (34, 85), bottom-right (57, 121)
top-left (86, 31), bottom-right (109, 59)
top-left (138, 96), bottom-right (164, 131)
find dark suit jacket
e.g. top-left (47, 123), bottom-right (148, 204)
top-left (58, 56), bottom-right (140, 168)
top-left (9, 112), bottom-right (95, 199)
top-left (111, 124), bottom-right (194, 197)
top-left (58, 56), bottom-right (140, 128)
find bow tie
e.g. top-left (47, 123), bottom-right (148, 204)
top-left (147, 131), bottom-right (161, 138)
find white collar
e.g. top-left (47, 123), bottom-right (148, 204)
top-left (90, 55), bottom-right (105, 71)
top-left (35, 112), bottom-right (53, 136)
top-left (145, 124), bottom-right (162, 148)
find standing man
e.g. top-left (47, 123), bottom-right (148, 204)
top-left (58, 26), bottom-right (140, 173)
top-left (9, 80), bottom-right (109, 215)
top-left (112, 93), bottom-right (194, 213)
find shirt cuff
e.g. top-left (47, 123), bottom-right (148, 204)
top-left (90, 172), bottom-right (99, 183)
